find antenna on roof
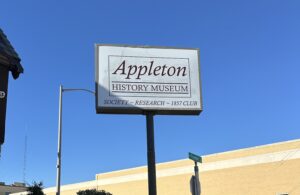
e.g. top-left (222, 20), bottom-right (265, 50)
top-left (23, 132), bottom-right (28, 184)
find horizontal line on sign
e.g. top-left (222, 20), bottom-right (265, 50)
top-left (108, 95), bottom-right (191, 98)
top-left (109, 55), bottom-right (190, 60)
top-left (111, 91), bottom-right (189, 94)
top-left (111, 81), bottom-right (189, 85)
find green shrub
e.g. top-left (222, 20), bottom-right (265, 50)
top-left (77, 189), bottom-right (112, 195)
top-left (27, 182), bottom-right (45, 195)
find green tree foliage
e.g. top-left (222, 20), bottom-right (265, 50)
top-left (27, 181), bottom-right (45, 195)
top-left (77, 189), bottom-right (112, 195)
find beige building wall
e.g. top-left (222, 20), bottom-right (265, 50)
top-left (0, 184), bottom-right (27, 195)
top-left (13, 139), bottom-right (300, 195)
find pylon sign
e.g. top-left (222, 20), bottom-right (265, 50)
top-left (95, 44), bottom-right (202, 115)
top-left (0, 66), bottom-right (9, 144)
top-left (0, 28), bottom-right (23, 145)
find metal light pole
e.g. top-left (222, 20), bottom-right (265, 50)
top-left (55, 85), bottom-right (95, 195)
top-left (56, 85), bottom-right (63, 195)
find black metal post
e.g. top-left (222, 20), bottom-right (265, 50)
top-left (194, 161), bottom-right (200, 195)
top-left (146, 112), bottom-right (157, 195)
top-left (0, 65), bottom-right (9, 145)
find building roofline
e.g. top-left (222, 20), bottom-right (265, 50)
top-left (204, 138), bottom-right (300, 158)
top-left (96, 138), bottom-right (300, 177)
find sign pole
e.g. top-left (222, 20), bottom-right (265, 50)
top-left (194, 161), bottom-right (200, 195)
top-left (146, 112), bottom-right (157, 195)
top-left (189, 153), bottom-right (202, 195)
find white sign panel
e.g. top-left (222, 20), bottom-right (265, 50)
top-left (95, 45), bottom-right (202, 115)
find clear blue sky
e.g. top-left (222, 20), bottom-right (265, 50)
top-left (0, 0), bottom-right (299, 188)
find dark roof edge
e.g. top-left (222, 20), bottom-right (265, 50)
top-left (0, 28), bottom-right (23, 79)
